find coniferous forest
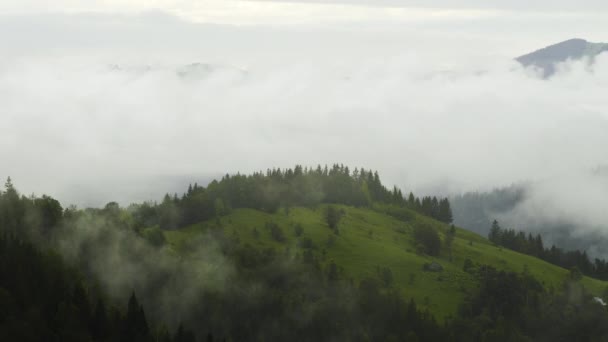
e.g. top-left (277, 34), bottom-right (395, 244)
top-left (2, 167), bottom-right (608, 341)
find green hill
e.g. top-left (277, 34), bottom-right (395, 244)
top-left (163, 204), bottom-right (608, 319)
top-left (3, 167), bottom-right (608, 341)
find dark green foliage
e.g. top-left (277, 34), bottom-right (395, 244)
top-left (488, 220), bottom-right (608, 281)
top-left (158, 194), bottom-right (181, 230)
top-left (569, 266), bottom-right (583, 281)
top-left (448, 265), bottom-right (608, 341)
top-left (438, 198), bottom-right (453, 224)
top-left (445, 225), bottom-right (456, 261)
top-left (122, 292), bottom-right (151, 342)
top-left (130, 202), bottom-right (159, 230)
top-left (141, 227), bottom-right (166, 247)
top-left (381, 267), bottom-right (393, 287)
top-left (31, 195), bottom-right (63, 234)
top-left (293, 223), bottom-right (304, 237)
top-left (91, 298), bottom-right (109, 340)
top-left (0, 177), bottom-right (63, 238)
top-left (410, 195), bottom-right (454, 223)
top-left (4, 178), bottom-right (608, 342)
top-left (266, 221), bottom-right (286, 242)
top-left (174, 324), bottom-right (196, 342)
top-left (126, 165), bottom-right (452, 231)
top-left (326, 233), bottom-right (336, 248)
top-left (298, 237), bottom-right (314, 249)
top-left (413, 224), bottom-right (441, 256)
top-left (327, 261), bottom-right (339, 282)
top-left (488, 219), bottom-right (502, 243)
top-left (0, 234), bottom-right (161, 342)
top-left (325, 205), bottom-right (343, 232)
top-left (374, 203), bottom-right (414, 222)
top-left (463, 258), bottom-right (474, 273)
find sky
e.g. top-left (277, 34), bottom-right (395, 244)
top-left (0, 0), bottom-right (607, 240)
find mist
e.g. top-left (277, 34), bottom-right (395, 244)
top-left (1, 11), bottom-right (607, 240)
top-left (3, 6), bottom-right (608, 340)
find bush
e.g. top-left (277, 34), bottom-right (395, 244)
top-left (327, 234), bottom-right (336, 248)
top-left (376, 204), bottom-right (414, 222)
top-left (325, 205), bottom-right (343, 230)
top-left (294, 223), bottom-right (304, 237)
top-left (298, 237), bottom-right (314, 249)
top-left (463, 258), bottom-right (474, 273)
top-left (381, 267), bottom-right (393, 287)
top-left (141, 227), bottom-right (166, 247)
top-left (413, 224), bottom-right (441, 256)
top-left (266, 222), bottom-right (286, 242)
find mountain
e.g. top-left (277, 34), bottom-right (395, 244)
top-left (516, 38), bottom-right (608, 77)
top-left (107, 62), bottom-right (248, 81)
top-left (451, 179), bottom-right (608, 260)
top-left (450, 185), bottom-right (526, 237)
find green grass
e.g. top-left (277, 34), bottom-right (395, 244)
top-left (163, 205), bottom-right (608, 320)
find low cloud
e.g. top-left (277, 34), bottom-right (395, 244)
top-left (0, 12), bottom-right (606, 243)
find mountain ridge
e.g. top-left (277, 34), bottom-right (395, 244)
top-left (516, 38), bottom-right (608, 77)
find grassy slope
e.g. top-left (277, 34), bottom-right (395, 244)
top-left (164, 205), bottom-right (608, 320)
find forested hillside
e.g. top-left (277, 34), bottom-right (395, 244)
top-left (2, 167), bottom-right (608, 341)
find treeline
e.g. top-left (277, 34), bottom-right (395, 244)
top-left (489, 220), bottom-right (608, 281)
top-left (130, 164), bottom-right (453, 230)
top-left (450, 185), bottom-right (525, 235)
top-left (0, 178), bottom-right (447, 341)
top-left (0, 177), bottom-right (63, 238)
top-left (0, 179), bottom-right (201, 342)
top-left (3, 178), bottom-right (608, 341)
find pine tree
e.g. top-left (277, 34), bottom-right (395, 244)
top-left (91, 298), bottom-right (109, 340)
top-left (438, 198), bottom-right (453, 224)
top-left (122, 292), bottom-right (150, 342)
top-left (489, 220), bottom-right (502, 244)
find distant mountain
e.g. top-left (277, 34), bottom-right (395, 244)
top-left (107, 62), bottom-right (248, 81)
top-left (516, 38), bottom-right (608, 77)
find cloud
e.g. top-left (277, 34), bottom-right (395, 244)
top-left (53, 210), bottom-right (236, 331)
top-left (2, 49), bottom-right (608, 207)
top-left (0, 12), bottom-right (606, 244)
top-left (255, 0), bottom-right (608, 12)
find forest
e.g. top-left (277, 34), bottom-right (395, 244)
top-left (488, 220), bottom-right (608, 281)
top-left (1, 167), bottom-right (608, 341)
top-left (136, 164), bottom-right (454, 231)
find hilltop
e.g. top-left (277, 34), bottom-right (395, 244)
top-left (516, 38), bottom-right (608, 77)
top-left (2, 166), bottom-right (608, 341)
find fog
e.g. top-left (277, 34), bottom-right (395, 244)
top-left (0, 10), bottom-right (607, 237)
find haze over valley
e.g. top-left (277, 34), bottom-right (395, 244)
top-left (2, 1), bottom-right (608, 341)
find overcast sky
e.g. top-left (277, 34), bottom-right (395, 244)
top-left (0, 0), bottom-right (607, 235)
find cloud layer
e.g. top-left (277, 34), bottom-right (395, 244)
top-left (2, 51), bottom-right (608, 206)
top-left (0, 11), bottom-right (606, 243)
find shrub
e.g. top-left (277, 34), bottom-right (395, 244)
top-left (266, 222), bottom-right (286, 242)
top-left (298, 237), bottom-right (314, 249)
top-left (463, 258), bottom-right (474, 273)
top-left (413, 224), bottom-right (441, 256)
top-left (325, 205), bottom-right (343, 230)
top-left (294, 223), bottom-right (304, 237)
top-left (141, 227), bottom-right (166, 247)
